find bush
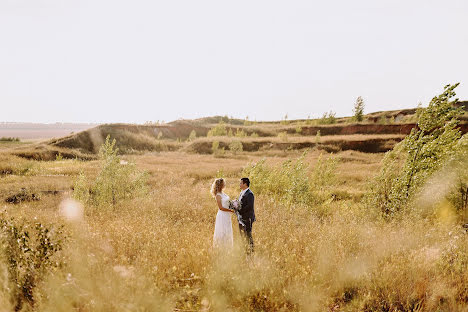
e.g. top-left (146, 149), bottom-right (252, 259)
top-left (319, 111), bottom-right (337, 124)
top-left (207, 121), bottom-right (227, 137)
top-left (295, 126), bottom-right (302, 134)
top-left (446, 134), bottom-right (468, 213)
top-left (315, 130), bottom-right (321, 144)
top-left (73, 135), bottom-right (148, 208)
top-left (229, 140), bottom-right (243, 155)
top-left (212, 141), bottom-right (225, 157)
top-left (235, 129), bottom-right (247, 138)
top-left (242, 152), bottom-right (337, 206)
top-left (0, 215), bottom-right (66, 310)
top-left (278, 131), bottom-right (288, 141)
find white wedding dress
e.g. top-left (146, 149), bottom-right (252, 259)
top-left (213, 192), bottom-right (233, 248)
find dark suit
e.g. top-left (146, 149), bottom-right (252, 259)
top-left (238, 189), bottom-right (255, 253)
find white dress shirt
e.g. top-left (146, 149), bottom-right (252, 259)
top-left (239, 188), bottom-right (250, 200)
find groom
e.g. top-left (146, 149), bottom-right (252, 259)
top-left (237, 177), bottom-right (255, 254)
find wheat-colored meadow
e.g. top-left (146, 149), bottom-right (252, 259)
top-left (0, 142), bottom-right (467, 311)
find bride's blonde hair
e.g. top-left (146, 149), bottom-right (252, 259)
top-left (210, 178), bottom-right (225, 197)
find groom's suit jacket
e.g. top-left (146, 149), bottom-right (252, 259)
top-left (239, 189), bottom-right (256, 227)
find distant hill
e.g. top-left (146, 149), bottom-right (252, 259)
top-left (4, 102), bottom-right (467, 158)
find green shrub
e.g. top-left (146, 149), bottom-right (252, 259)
top-left (319, 111), bottom-right (337, 124)
top-left (212, 140), bottom-right (225, 157)
top-left (278, 131), bottom-right (288, 141)
top-left (229, 140), bottom-right (243, 155)
top-left (250, 132), bottom-right (259, 138)
top-left (315, 130), bottom-right (321, 144)
top-left (207, 121), bottom-right (227, 137)
top-left (235, 129), bottom-right (247, 138)
top-left (295, 126), bottom-right (302, 134)
top-left (0, 215), bottom-right (66, 310)
top-left (73, 135), bottom-right (148, 208)
top-left (242, 152), bottom-right (337, 206)
top-left (446, 134), bottom-right (468, 213)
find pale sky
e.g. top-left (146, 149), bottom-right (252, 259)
top-left (1, 0), bottom-right (467, 123)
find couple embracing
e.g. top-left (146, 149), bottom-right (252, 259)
top-left (211, 177), bottom-right (255, 253)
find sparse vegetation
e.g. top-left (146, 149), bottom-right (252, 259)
top-left (319, 111), bottom-right (337, 124)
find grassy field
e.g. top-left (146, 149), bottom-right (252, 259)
top-left (0, 134), bottom-right (467, 312)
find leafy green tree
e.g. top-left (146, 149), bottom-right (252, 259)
top-left (368, 83), bottom-right (463, 216)
top-left (353, 96), bottom-right (365, 122)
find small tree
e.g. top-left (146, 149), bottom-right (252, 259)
top-left (73, 135), bottom-right (148, 208)
top-left (353, 96), bottom-right (365, 122)
top-left (188, 130), bottom-right (197, 141)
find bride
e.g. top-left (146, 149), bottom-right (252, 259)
top-left (211, 178), bottom-right (234, 248)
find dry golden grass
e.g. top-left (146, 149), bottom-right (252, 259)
top-left (0, 148), bottom-right (467, 311)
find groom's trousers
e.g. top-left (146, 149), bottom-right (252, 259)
top-left (239, 218), bottom-right (254, 254)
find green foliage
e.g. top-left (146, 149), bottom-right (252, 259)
top-left (377, 115), bottom-right (388, 124)
top-left (319, 111), bottom-right (336, 124)
top-left (207, 121), bottom-right (228, 137)
top-left (250, 132), bottom-right (259, 138)
top-left (241, 152), bottom-right (337, 206)
top-left (368, 83), bottom-right (463, 216)
top-left (278, 131), bottom-right (288, 141)
top-left (73, 135), bottom-right (148, 208)
top-left (352, 96), bottom-right (365, 122)
top-left (446, 134), bottom-right (468, 213)
top-left (229, 140), bottom-right (243, 155)
top-left (212, 141), bottom-right (225, 157)
top-left (0, 215), bottom-right (66, 310)
top-left (235, 128), bottom-right (247, 138)
top-left (315, 130), bottom-right (321, 144)
top-left (295, 126), bottom-right (302, 134)
top-left (227, 129), bottom-right (233, 137)
top-left (55, 153), bottom-right (63, 161)
top-left (188, 130), bottom-right (197, 141)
